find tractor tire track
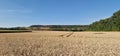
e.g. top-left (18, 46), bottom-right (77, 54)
top-left (60, 32), bottom-right (74, 38)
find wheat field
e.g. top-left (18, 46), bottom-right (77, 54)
top-left (0, 31), bottom-right (120, 56)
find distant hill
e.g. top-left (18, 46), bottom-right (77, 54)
top-left (89, 10), bottom-right (120, 31)
top-left (30, 25), bottom-right (89, 31)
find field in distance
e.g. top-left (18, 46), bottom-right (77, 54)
top-left (0, 31), bottom-right (120, 56)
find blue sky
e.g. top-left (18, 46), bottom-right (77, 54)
top-left (0, 0), bottom-right (120, 27)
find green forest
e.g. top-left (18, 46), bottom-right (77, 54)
top-left (89, 10), bottom-right (120, 31)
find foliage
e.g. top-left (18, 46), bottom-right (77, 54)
top-left (0, 27), bottom-right (29, 30)
top-left (0, 30), bottom-right (32, 33)
top-left (30, 25), bottom-right (89, 31)
top-left (88, 10), bottom-right (120, 31)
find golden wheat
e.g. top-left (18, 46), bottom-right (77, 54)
top-left (0, 31), bottom-right (120, 56)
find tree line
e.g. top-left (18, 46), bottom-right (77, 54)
top-left (30, 25), bottom-right (89, 31)
top-left (0, 27), bottom-right (29, 30)
top-left (88, 10), bottom-right (120, 31)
